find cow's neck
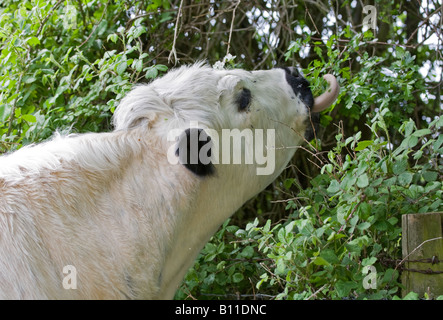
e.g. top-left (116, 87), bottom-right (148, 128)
top-left (157, 164), bottom-right (266, 299)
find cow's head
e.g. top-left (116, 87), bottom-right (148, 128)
top-left (113, 63), bottom-right (339, 184)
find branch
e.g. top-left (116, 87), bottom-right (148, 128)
top-left (168, 0), bottom-right (185, 65)
top-left (306, 284), bottom-right (328, 300)
top-left (36, 0), bottom-right (64, 36)
top-left (405, 5), bottom-right (442, 45)
top-left (395, 236), bottom-right (443, 271)
top-left (310, 37), bottom-right (419, 49)
top-left (226, 0), bottom-right (241, 56)
top-left (79, 1), bottom-right (109, 48)
top-left (201, 292), bottom-right (277, 299)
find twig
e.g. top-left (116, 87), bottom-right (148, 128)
top-left (310, 37), bottom-right (419, 49)
top-left (270, 197), bottom-right (310, 203)
top-left (304, 5), bottom-right (320, 35)
top-left (36, 0), bottom-right (64, 36)
top-left (395, 237), bottom-right (443, 272)
top-left (337, 201), bottom-right (362, 234)
top-left (125, 3), bottom-right (213, 29)
top-left (405, 5), bottom-right (442, 45)
top-left (79, 1), bottom-right (109, 48)
top-left (226, 0), bottom-right (241, 56)
top-left (306, 284), bottom-right (328, 300)
top-left (168, 0), bottom-right (184, 65)
top-left (201, 293), bottom-right (277, 299)
top-left (181, 283), bottom-right (198, 300)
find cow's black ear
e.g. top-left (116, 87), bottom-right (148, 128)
top-left (175, 128), bottom-right (215, 177)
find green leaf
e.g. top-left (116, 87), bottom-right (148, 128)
top-left (285, 221), bottom-right (296, 234)
top-left (204, 253), bottom-right (216, 262)
top-left (205, 243), bottom-right (216, 254)
top-left (277, 227), bottom-right (286, 243)
top-left (240, 246), bottom-right (254, 259)
top-left (412, 128), bottom-right (431, 137)
top-left (107, 33), bottom-right (118, 43)
top-left (145, 66), bottom-right (159, 79)
top-left (355, 140), bottom-right (373, 151)
top-left (434, 135), bottom-right (443, 150)
top-left (340, 173), bottom-right (357, 189)
top-left (362, 257), bottom-right (377, 266)
top-left (424, 181), bottom-right (440, 193)
top-left (398, 172), bottom-right (413, 186)
top-left (0, 104), bottom-right (10, 122)
top-left (133, 59), bottom-right (143, 72)
top-left (392, 158), bottom-right (408, 175)
top-left (337, 206), bottom-right (348, 225)
top-left (155, 64), bottom-right (168, 72)
top-left (283, 178), bottom-right (294, 190)
top-left (327, 180), bottom-right (340, 194)
top-left (402, 291), bottom-right (419, 300)
top-left (97, 20), bottom-right (108, 36)
top-left (404, 120), bottom-right (415, 136)
top-left (23, 76), bottom-right (37, 84)
top-left (313, 256), bottom-right (330, 266)
top-left (263, 219), bottom-right (272, 233)
top-left (320, 249), bottom-right (340, 264)
top-left (357, 222), bottom-right (371, 231)
top-left (413, 150), bottom-right (423, 160)
top-left (115, 60), bottom-right (127, 75)
top-left (383, 176), bottom-right (397, 187)
top-left (21, 114), bottom-right (36, 123)
top-left (132, 26), bottom-right (146, 38)
top-left (358, 202), bottom-right (371, 219)
top-left (357, 173), bottom-right (369, 188)
top-left (422, 170), bottom-right (437, 182)
top-left (335, 280), bottom-right (358, 298)
top-left (26, 36), bottom-right (40, 47)
top-left (232, 273), bottom-right (244, 283)
top-left (407, 135), bottom-right (419, 148)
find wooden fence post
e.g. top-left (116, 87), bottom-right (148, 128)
top-left (401, 212), bottom-right (443, 298)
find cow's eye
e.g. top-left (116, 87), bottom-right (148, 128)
top-left (237, 88), bottom-right (251, 112)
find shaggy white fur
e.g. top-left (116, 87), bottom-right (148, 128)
top-left (0, 63), bottom-right (336, 299)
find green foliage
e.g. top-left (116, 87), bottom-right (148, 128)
top-left (287, 27), bottom-right (431, 132)
top-left (0, 0), bottom-right (169, 152)
top-left (177, 114), bottom-right (442, 300)
top-left (177, 11), bottom-right (442, 299)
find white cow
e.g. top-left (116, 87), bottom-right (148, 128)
top-left (0, 63), bottom-right (339, 299)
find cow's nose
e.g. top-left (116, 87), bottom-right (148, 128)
top-left (282, 66), bottom-right (314, 110)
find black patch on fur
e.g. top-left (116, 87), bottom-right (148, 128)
top-left (175, 128), bottom-right (215, 177)
top-left (237, 88), bottom-right (252, 112)
top-left (282, 67), bottom-right (314, 109)
top-left (280, 67), bottom-right (319, 141)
